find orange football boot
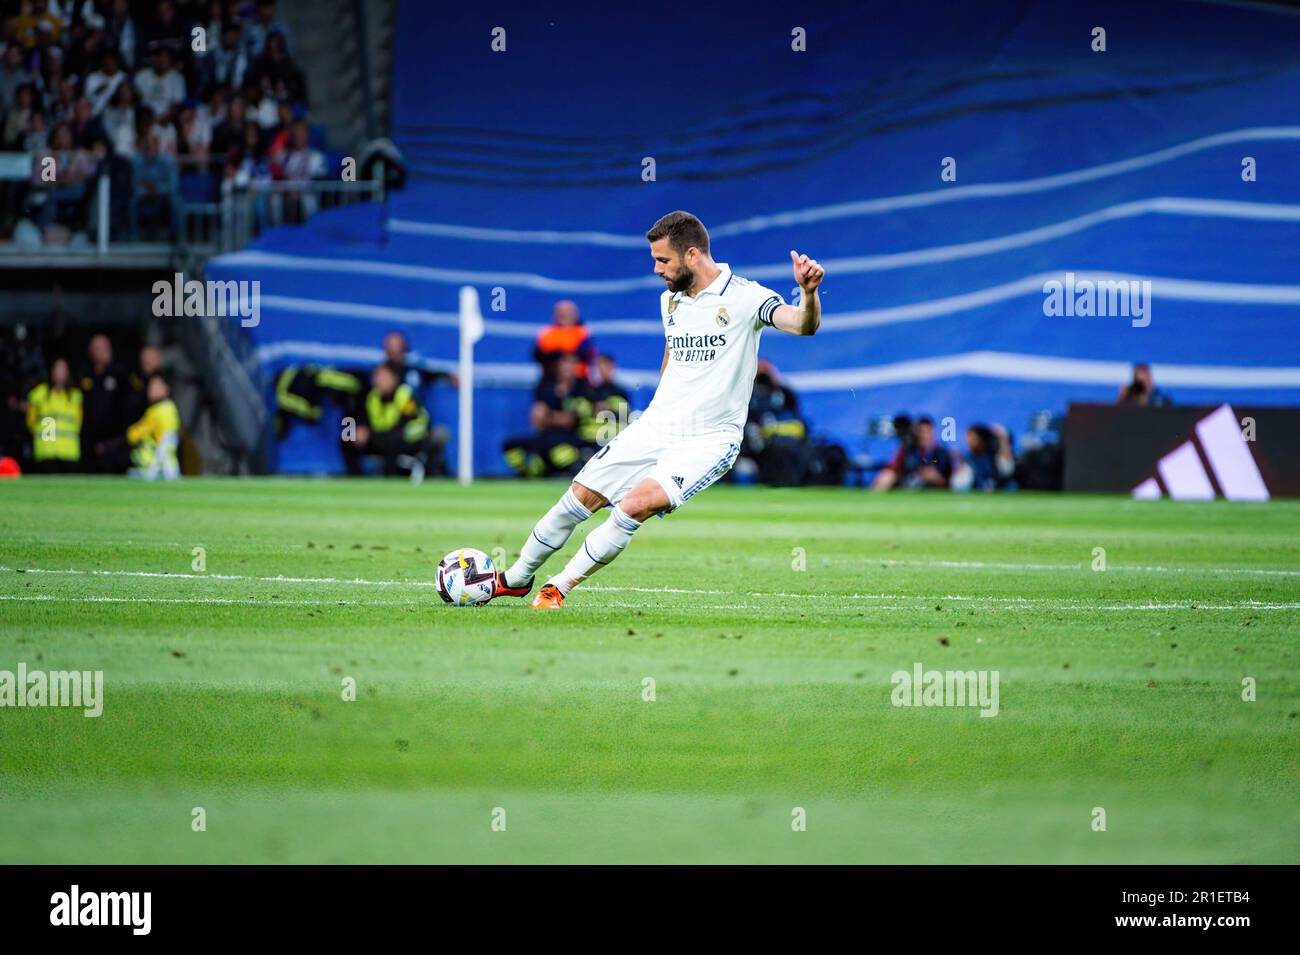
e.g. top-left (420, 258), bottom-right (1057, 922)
top-left (530, 584), bottom-right (564, 609)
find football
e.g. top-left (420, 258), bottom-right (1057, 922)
top-left (436, 548), bottom-right (497, 606)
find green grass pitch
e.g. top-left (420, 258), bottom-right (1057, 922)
top-left (1, 477), bottom-right (1297, 864)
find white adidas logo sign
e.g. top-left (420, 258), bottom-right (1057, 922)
top-left (1132, 404), bottom-right (1268, 501)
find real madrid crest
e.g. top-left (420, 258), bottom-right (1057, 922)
top-left (667, 296), bottom-right (680, 315)
top-left (715, 307), bottom-right (730, 327)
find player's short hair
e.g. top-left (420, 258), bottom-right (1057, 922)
top-left (646, 211), bottom-right (710, 257)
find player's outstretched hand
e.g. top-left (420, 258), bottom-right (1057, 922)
top-left (790, 250), bottom-right (825, 292)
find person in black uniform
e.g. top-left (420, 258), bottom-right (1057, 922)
top-left (503, 353), bottom-right (602, 477)
top-left (80, 333), bottom-right (130, 473)
top-left (340, 362), bottom-right (436, 478)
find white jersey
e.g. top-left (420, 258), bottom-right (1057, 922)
top-left (636, 264), bottom-right (784, 439)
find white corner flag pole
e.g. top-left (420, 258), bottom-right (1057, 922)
top-left (458, 286), bottom-right (485, 485)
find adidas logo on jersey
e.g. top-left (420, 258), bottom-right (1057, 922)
top-left (672, 475), bottom-right (684, 488)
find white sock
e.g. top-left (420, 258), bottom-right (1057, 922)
top-left (505, 489), bottom-right (592, 586)
top-left (550, 506), bottom-right (641, 595)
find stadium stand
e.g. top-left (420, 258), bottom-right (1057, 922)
top-left (204, 0), bottom-right (1300, 477)
top-left (0, 0), bottom-right (393, 474)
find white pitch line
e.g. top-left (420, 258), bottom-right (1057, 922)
top-left (2, 597), bottom-right (1289, 613)
top-left (0, 595), bottom-right (416, 607)
top-left (600, 589), bottom-right (1299, 610)
top-left (602, 600), bottom-right (1300, 612)
top-left (10, 553), bottom-right (1300, 582)
top-left (1, 566), bottom-right (1296, 612)
top-left (0, 566), bottom-right (434, 587)
top-left (863, 558), bottom-right (1300, 577)
top-left (8, 553), bottom-right (1299, 584)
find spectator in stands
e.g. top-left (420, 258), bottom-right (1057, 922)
top-left (34, 52), bottom-right (62, 114)
top-left (534, 300), bottom-right (597, 380)
top-left (101, 81), bottom-right (136, 234)
top-left (30, 33), bottom-right (65, 105)
top-left (32, 122), bottom-right (102, 233)
top-left (264, 99), bottom-right (294, 166)
top-left (84, 48), bottom-right (127, 116)
top-left (2, 80), bottom-right (35, 148)
top-left (872, 414), bottom-right (954, 490)
top-left (197, 0), bottom-right (228, 51)
top-left (126, 372), bottom-right (181, 480)
top-left (130, 127), bottom-right (179, 238)
top-left (278, 117), bottom-right (323, 218)
top-left (25, 356), bottom-right (81, 472)
top-left (63, 11), bottom-right (108, 79)
top-left (503, 353), bottom-right (601, 477)
top-left (81, 333), bottom-right (129, 473)
top-left (102, 79), bottom-right (137, 156)
top-left (242, 0), bottom-right (289, 61)
top-left (138, 0), bottom-right (185, 58)
top-left (247, 30), bottom-right (306, 107)
top-left (210, 89), bottom-right (245, 158)
top-left (204, 85), bottom-right (227, 131)
top-left (68, 96), bottom-right (108, 151)
top-left (1118, 362), bottom-right (1171, 407)
top-left (22, 103), bottom-right (48, 153)
top-left (951, 423), bottom-right (1016, 492)
top-left (15, 1), bottom-right (62, 50)
top-left (47, 73), bottom-right (77, 127)
top-left (105, 0), bottom-right (138, 70)
top-left (0, 43), bottom-right (37, 113)
top-left (227, 117), bottom-right (271, 192)
top-left (281, 119), bottom-right (322, 180)
top-left (245, 73), bottom-right (279, 128)
top-left (135, 103), bottom-right (175, 154)
top-left (134, 43), bottom-right (185, 124)
top-left (177, 102), bottom-right (212, 165)
top-left (202, 20), bottom-right (247, 93)
top-left (341, 362), bottom-right (440, 479)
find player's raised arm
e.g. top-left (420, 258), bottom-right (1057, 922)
top-left (769, 250), bottom-right (824, 336)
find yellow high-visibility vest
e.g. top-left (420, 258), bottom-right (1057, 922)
top-left (26, 384), bottom-right (82, 462)
top-left (366, 384), bottom-right (428, 441)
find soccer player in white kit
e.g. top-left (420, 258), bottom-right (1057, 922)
top-left (494, 210), bottom-right (825, 608)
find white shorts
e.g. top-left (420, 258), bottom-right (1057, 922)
top-left (574, 422), bottom-right (740, 511)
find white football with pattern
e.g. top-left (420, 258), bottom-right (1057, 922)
top-left (437, 548), bottom-right (497, 606)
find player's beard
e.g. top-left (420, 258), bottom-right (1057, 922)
top-left (666, 268), bottom-right (693, 293)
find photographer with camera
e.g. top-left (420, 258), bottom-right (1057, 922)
top-left (1118, 363), bottom-right (1172, 407)
top-left (872, 414), bottom-right (953, 490)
